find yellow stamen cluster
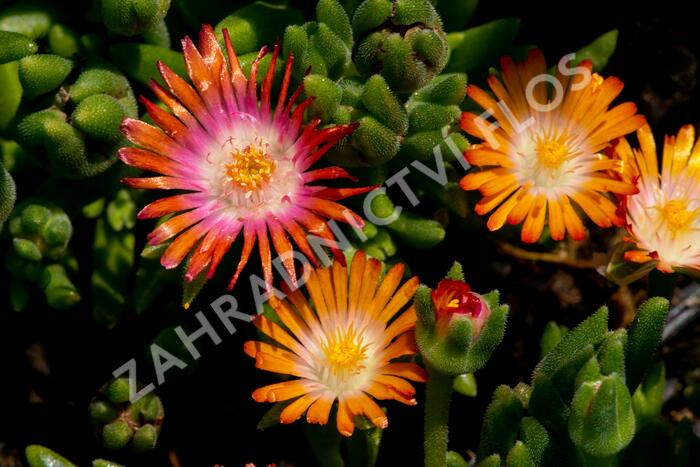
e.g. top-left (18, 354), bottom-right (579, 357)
top-left (225, 144), bottom-right (277, 195)
top-left (323, 327), bottom-right (368, 376)
top-left (660, 199), bottom-right (695, 233)
top-left (536, 138), bottom-right (570, 169)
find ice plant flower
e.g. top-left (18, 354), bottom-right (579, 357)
top-left (244, 252), bottom-right (425, 437)
top-left (614, 124), bottom-right (700, 274)
top-left (460, 49), bottom-right (645, 243)
top-left (118, 25), bottom-right (373, 288)
top-left (431, 279), bottom-right (489, 338)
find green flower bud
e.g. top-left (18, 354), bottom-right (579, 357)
top-left (0, 0), bottom-right (57, 39)
top-left (41, 264), bottom-right (81, 309)
top-left (102, 420), bottom-right (133, 450)
top-left (0, 163), bottom-right (16, 224)
top-left (109, 42), bottom-right (186, 88)
top-left (18, 54), bottom-right (73, 99)
top-left (0, 30), bottom-right (37, 64)
top-left (215, 1), bottom-right (304, 55)
top-left (101, 0), bottom-right (171, 36)
top-left (353, 0), bottom-right (448, 93)
top-left (13, 237), bottom-right (42, 261)
top-left (72, 94), bottom-right (127, 144)
top-left (25, 445), bottom-right (76, 467)
top-left (132, 424), bottom-right (158, 453)
top-left (90, 400), bottom-right (119, 424)
top-left (105, 378), bottom-right (131, 404)
top-left (0, 61), bottom-right (23, 131)
top-left (453, 372), bottom-right (477, 397)
top-left (48, 24), bottom-right (80, 57)
top-left (416, 265), bottom-right (508, 375)
top-left (569, 374), bottom-right (635, 457)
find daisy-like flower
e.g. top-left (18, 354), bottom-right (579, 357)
top-left (119, 25), bottom-right (373, 288)
top-left (460, 49), bottom-right (645, 243)
top-left (244, 252), bottom-right (426, 436)
top-left (615, 124), bottom-right (700, 274)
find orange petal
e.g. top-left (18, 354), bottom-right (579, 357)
top-left (252, 379), bottom-right (312, 403)
top-left (280, 393), bottom-right (318, 424)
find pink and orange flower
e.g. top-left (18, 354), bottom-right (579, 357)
top-left (615, 124), bottom-right (700, 274)
top-left (245, 252), bottom-right (426, 437)
top-left (460, 49), bottom-right (645, 243)
top-left (119, 25), bottom-right (373, 288)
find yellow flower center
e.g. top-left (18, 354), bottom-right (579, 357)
top-left (661, 199), bottom-right (695, 233)
top-left (536, 139), bottom-right (570, 169)
top-left (323, 328), bottom-right (367, 376)
top-left (225, 144), bottom-right (276, 194)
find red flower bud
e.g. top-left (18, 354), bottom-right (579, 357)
top-left (431, 279), bottom-right (489, 337)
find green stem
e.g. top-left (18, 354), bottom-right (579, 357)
top-left (424, 369), bottom-right (453, 467)
top-left (647, 269), bottom-right (677, 301)
top-left (304, 421), bottom-right (344, 467)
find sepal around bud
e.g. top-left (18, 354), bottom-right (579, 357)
top-left (416, 263), bottom-right (508, 375)
top-left (568, 373), bottom-right (635, 457)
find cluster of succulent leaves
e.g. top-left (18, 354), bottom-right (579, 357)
top-left (0, 0), bottom-right (678, 466)
top-left (473, 298), bottom-right (676, 467)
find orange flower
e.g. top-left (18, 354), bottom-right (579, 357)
top-left (244, 252), bottom-right (425, 437)
top-left (615, 124), bottom-right (700, 273)
top-left (460, 49), bottom-right (645, 243)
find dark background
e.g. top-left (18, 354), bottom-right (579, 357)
top-left (1, 1), bottom-right (699, 466)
